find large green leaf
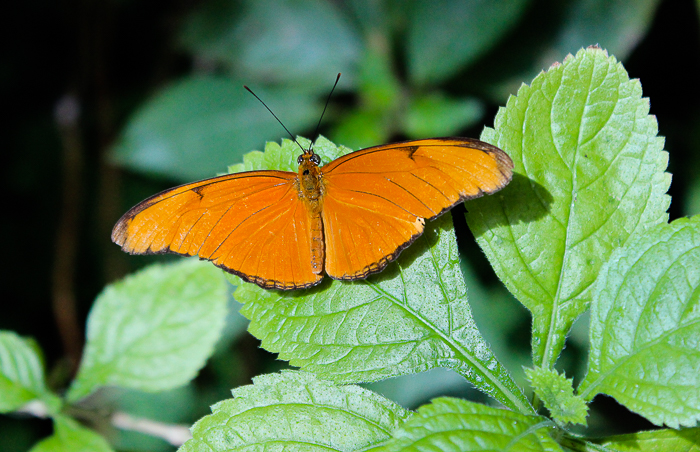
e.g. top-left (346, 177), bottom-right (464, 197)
top-left (0, 331), bottom-right (60, 414)
top-left (230, 138), bottom-right (531, 413)
top-left (178, 371), bottom-right (410, 452)
top-left (406, 0), bottom-right (531, 85)
top-left (111, 77), bottom-right (318, 181)
top-left (372, 397), bottom-right (560, 452)
top-left (591, 428), bottom-right (700, 452)
top-left (579, 216), bottom-right (700, 428)
top-left (67, 259), bottom-right (229, 402)
top-left (180, 0), bottom-right (361, 90)
top-left (466, 47), bottom-right (671, 369)
top-left (29, 416), bottom-right (113, 452)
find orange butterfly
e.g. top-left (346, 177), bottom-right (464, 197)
top-left (112, 138), bottom-right (513, 290)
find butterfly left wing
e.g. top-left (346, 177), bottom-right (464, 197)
top-left (112, 171), bottom-right (323, 290)
top-left (320, 137), bottom-right (513, 280)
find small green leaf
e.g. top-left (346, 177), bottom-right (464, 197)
top-left (475, 1), bottom-right (662, 101)
top-left (0, 331), bottom-right (59, 414)
top-left (331, 40), bottom-right (402, 149)
top-left (68, 259), bottom-right (229, 402)
top-left (331, 109), bottom-right (390, 151)
top-left (402, 94), bottom-right (483, 138)
top-left (29, 416), bottom-right (114, 452)
top-left (228, 136), bottom-right (347, 174)
top-left (525, 367), bottom-right (588, 426)
top-left (407, 0), bottom-right (531, 85)
top-left (357, 45), bottom-right (402, 111)
top-left (593, 427), bottom-right (700, 452)
top-left (180, 0), bottom-right (361, 90)
top-left (579, 216), bottom-right (700, 428)
top-left (111, 77), bottom-right (318, 181)
top-left (374, 398), bottom-right (560, 452)
top-left (230, 138), bottom-right (531, 413)
top-left (467, 47), bottom-right (671, 369)
top-left (179, 371), bottom-right (410, 452)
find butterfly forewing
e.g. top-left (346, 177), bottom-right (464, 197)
top-left (112, 170), bottom-right (322, 289)
top-left (321, 138), bottom-right (513, 280)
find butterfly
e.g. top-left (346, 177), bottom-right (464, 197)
top-left (112, 137), bottom-right (513, 290)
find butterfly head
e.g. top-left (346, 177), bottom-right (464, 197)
top-left (297, 149), bottom-right (323, 200)
top-left (297, 149), bottom-right (321, 166)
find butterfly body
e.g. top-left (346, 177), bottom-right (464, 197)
top-left (113, 138), bottom-right (513, 290)
top-left (296, 150), bottom-right (325, 275)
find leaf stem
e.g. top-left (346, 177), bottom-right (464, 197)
top-left (531, 392), bottom-right (542, 412)
top-left (20, 400), bottom-right (192, 447)
top-left (111, 412), bottom-right (192, 446)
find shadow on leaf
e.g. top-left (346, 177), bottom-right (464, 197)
top-left (468, 172), bottom-right (553, 236)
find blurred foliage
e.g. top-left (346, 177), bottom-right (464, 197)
top-left (3, 0), bottom-right (700, 450)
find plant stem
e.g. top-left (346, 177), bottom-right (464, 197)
top-left (112, 412), bottom-right (192, 446)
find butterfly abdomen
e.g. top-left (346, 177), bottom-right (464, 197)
top-left (308, 212), bottom-right (324, 275)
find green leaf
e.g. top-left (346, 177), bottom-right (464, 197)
top-left (466, 47), bottom-right (671, 369)
top-left (228, 136), bottom-right (347, 174)
top-left (357, 44), bottom-right (402, 111)
top-left (229, 137), bottom-right (531, 413)
top-left (406, 0), bottom-right (531, 85)
top-left (547, 0), bottom-right (661, 65)
top-left (475, 1), bottom-right (662, 102)
top-left (578, 216), bottom-right (700, 428)
top-left (67, 259), bottom-right (229, 402)
top-left (29, 415), bottom-right (114, 452)
top-left (179, 0), bottom-right (361, 90)
top-left (402, 94), bottom-right (483, 138)
top-left (592, 427), bottom-right (700, 452)
top-left (0, 331), bottom-right (59, 414)
top-left (525, 367), bottom-right (588, 426)
top-left (111, 77), bottom-right (318, 181)
top-left (178, 371), bottom-right (410, 452)
top-left (331, 109), bottom-right (391, 151)
top-left (374, 397), bottom-right (560, 452)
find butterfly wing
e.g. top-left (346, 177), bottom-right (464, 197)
top-left (320, 137), bottom-right (513, 280)
top-left (112, 171), bottom-right (323, 289)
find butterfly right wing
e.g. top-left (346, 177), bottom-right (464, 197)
top-left (112, 170), bottom-right (323, 290)
top-left (320, 138), bottom-right (513, 281)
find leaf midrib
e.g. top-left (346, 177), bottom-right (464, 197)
top-left (367, 265), bottom-right (531, 413)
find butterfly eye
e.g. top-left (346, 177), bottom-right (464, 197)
top-left (311, 154), bottom-right (321, 165)
top-left (297, 155), bottom-right (304, 164)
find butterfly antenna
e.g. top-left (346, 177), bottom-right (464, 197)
top-left (244, 85), bottom-right (306, 153)
top-left (311, 73), bottom-right (341, 151)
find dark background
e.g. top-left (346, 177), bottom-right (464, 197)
top-left (2, 0), bottom-right (698, 450)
